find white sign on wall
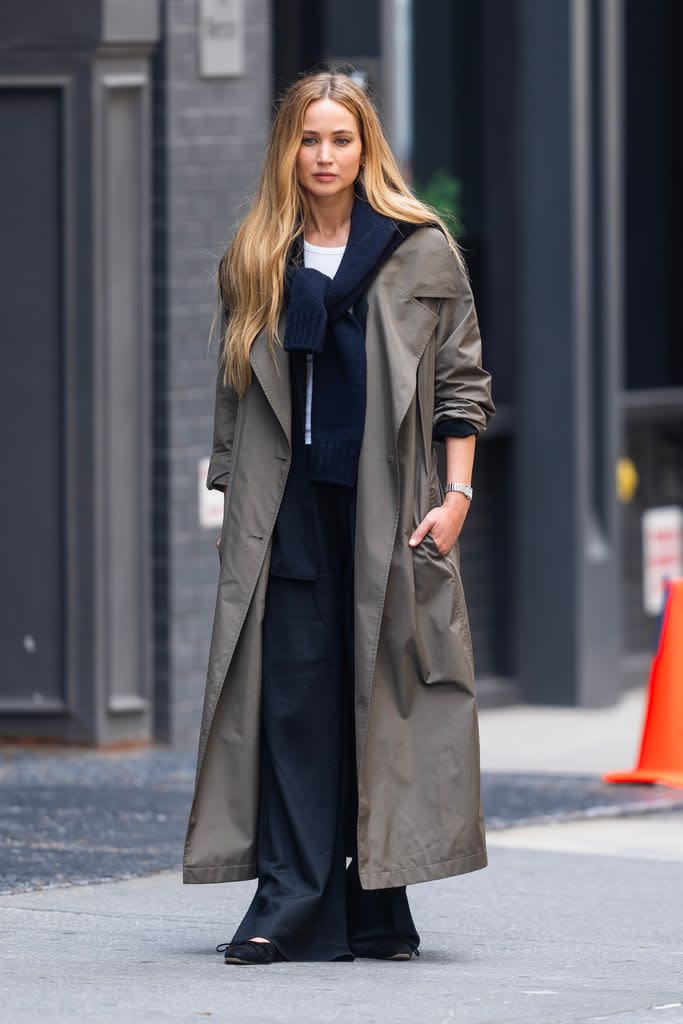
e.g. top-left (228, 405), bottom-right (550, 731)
top-left (199, 0), bottom-right (244, 78)
top-left (199, 456), bottom-right (224, 529)
top-left (642, 506), bottom-right (683, 615)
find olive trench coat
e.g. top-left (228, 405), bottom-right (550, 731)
top-left (183, 226), bottom-right (496, 890)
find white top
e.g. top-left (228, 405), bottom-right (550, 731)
top-left (302, 240), bottom-right (346, 444)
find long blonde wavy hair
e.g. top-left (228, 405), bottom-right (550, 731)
top-left (212, 70), bottom-right (467, 396)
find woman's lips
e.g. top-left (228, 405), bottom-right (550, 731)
top-left (314, 173), bottom-right (336, 179)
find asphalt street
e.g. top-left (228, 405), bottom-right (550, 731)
top-left (3, 746), bottom-right (683, 893)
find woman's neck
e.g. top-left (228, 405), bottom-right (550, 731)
top-left (304, 189), bottom-right (354, 246)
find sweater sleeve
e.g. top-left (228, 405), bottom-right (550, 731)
top-left (432, 417), bottom-right (479, 440)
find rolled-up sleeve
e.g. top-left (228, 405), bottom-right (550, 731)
top-left (432, 257), bottom-right (495, 436)
top-left (432, 416), bottom-right (479, 441)
top-left (206, 312), bottom-right (240, 492)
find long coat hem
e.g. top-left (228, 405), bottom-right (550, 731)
top-left (183, 863), bottom-right (258, 884)
top-left (359, 848), bottom-right (488, 889)
top-left (181, 849), bottom-right (488, 887)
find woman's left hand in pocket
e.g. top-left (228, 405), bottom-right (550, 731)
top-left (408, 494), bottom-right (470, 556)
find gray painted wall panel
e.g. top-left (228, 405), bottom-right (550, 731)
top-left (103, 81), bottom-right (148, 713)
top-left (0, 85), bottom-right (65, 712)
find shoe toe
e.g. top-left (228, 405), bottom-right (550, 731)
top-left (221, 940), bottom-right (285, 965)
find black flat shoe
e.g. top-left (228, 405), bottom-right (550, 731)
top-left (216, 939), bottom-right (287, 965)
top-left (358, 940), bottom-right (420, 961)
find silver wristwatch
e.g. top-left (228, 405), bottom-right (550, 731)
top-left (445, 481), bottom-right (473, 501)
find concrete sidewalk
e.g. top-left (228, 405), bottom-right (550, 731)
top-left (3, 682), bottom-right (683, 1021)
top-left (479, 683), bottom-right (650, 775)
top-left (2, 813), bottom-right (682, 1023)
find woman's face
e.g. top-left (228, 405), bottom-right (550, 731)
top-left (295, 98), bottom-right (363, 199)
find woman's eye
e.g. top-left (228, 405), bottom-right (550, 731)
top-left (302, 137), bottom-right (351, 146)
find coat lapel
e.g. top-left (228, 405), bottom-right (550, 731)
top-left (248, 307), bottom-right (291, 450)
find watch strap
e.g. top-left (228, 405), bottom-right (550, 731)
top-left (445, 481), bottom-right (473, 500)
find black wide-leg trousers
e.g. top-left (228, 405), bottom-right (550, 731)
top-left (228, 356), bottom-right (420, 963)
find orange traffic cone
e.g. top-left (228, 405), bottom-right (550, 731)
top-left (603, 577), bottom-right (683, 789)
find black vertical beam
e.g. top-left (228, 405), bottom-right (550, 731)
top-left (411, 0), bottom-right (457, 187)
top-left (272, 0), bottom-right (325, 98)
top-left (515, 0), bottom-right (623, 706)
top-left (624, 0), bottom-right (681, 390)
top-left (481, 0), bottom-right (519, 405)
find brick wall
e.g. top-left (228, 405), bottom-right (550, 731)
top-left (152, 0), bottom-right (272, 745)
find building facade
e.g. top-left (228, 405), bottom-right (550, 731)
top-left (0, 0), bottom-right (680, 746)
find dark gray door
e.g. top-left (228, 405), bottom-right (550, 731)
top-left (0, 86), bottom-right (66, 717)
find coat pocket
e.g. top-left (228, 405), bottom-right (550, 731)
top-left (409, 528), bottom-right (475, 691)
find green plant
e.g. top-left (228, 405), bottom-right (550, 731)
top-left (412, 169), bottom-right (465, 235)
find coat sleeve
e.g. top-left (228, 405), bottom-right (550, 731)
top-left (206, 309), bottom-right (240, 492)
top-left (432, 250), bottom-right (496, 436)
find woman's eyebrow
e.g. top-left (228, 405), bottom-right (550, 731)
top-left (302, 128), bottom-right (354, 135)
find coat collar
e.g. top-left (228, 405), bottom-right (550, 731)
top-left (248, 226), bottom-right (458, 451)
top-left (375, 225), bottom-right (461, 299)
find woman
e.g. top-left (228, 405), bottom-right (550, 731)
top-left (183, 71), bottom-right (495, 966)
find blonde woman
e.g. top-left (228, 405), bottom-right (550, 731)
top-left (183, 71), bottom-right (495, 966)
